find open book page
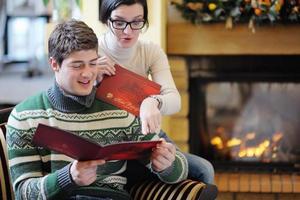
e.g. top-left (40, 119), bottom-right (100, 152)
top-left (32, 123), bottom-right (161, 161)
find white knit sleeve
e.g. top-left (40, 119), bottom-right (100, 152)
top-left (146, 42), bottom-right (181, 115)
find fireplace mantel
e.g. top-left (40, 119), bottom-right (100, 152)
top-left (167, 23), bottom-right (300, 55)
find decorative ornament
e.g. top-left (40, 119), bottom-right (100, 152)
top-left (171, 0), bottom-right (300, 32)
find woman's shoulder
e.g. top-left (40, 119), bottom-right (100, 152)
top-left (137, 39), bottom-right (166, 58)
top-left (138, 39), bottom-right (162, 50)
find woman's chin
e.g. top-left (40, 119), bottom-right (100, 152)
top-left (119, 41), bottom-right (134, 48)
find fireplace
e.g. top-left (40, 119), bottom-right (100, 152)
top-left (188, 55), bottom-right (300, 172)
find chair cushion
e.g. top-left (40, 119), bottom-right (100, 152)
top-left (130, 179), bottom-right (218, 200)
top-left (0, 125), bottom-right (14, 200)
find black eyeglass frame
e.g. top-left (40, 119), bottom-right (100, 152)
top-left (109, 18), bottom-right (146, 30)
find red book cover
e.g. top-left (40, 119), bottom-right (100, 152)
top-left (96, 64), bottom-right (161, 116)
top-left (32, 124), bottom-right (161, 161)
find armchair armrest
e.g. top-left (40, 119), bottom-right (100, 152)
top-left (130, 179), bottom-right (218, 200)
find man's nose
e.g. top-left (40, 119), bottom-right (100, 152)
top-left (81, 65), bottom-right (95, 77)
top-left (81, 70), bottom-right (92, 77)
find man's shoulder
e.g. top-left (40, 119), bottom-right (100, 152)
top-left (15, 91), bottom-right (50, 112)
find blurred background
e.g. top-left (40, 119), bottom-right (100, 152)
top-left (0, 0), bottom-right (163, 108)
top-left (0, 0), bottom-right (84, 107)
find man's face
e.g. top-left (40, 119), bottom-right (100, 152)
top-left (51, 50), bottom-right (99, 96)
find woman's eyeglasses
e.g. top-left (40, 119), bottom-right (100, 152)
top-left (109, 18), bottom-right (146, 30)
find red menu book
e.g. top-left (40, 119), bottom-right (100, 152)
top-left (96, 64), bottom-right (161, 116)
top-left (32, 124), bottom-right (161, 161)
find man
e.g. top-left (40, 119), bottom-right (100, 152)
top-left (6, 19), bottom-right (188, 200)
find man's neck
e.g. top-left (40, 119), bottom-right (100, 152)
top-left (47, 82), bottom-right (96, 113)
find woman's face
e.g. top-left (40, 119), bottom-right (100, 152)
top-left (109, 3), bottom-right (144, 48)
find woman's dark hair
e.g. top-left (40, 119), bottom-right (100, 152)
top-left (99, 0), bottom-right (148, 26)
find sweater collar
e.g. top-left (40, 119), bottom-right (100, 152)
top-left (47, 81), bottom-right (96, 113)
top-left (101, 31), bottom-right (137, 64)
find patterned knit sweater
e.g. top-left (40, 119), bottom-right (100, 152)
top-left (6, 83), bottom-right (188, 200)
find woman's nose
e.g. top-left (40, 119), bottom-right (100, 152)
top-left (123, 24), bottom-right (133, 34)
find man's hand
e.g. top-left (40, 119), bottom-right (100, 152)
top-left (140, 97), bottom-right (162, 134)
top-left (70, 159), bottom-right (106, 186)
top-left (151, 139), bottom-right (176, 172)
top-left (96, 56), bottom-right (115, 82)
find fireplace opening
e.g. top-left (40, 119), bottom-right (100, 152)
top-left (188, 55), bottom-right (300, 172)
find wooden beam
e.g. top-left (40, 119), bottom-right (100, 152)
top-left (167, 23), bottom-right (300, 55)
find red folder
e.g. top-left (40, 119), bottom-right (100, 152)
top-left (32, 124), bottom-right (161, 161)
top-left (96, 64), bottom-right (161, 116)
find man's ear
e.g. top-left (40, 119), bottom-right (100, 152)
top-left (49, 57), bottom-right (60, 72)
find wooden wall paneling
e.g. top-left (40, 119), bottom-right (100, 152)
top-left (236, 193), bottom-right (274, 200)
top-left (217, 192), bottom-right (234, 200)
top-left (292, 174), bottom-right (300, 193)
top-left (218, 173), bottom-right (229, 192)
top-left (281, 174), bottom-right (293, 193)
top-left (250, 174), bottom-right (260, 192)
top-left (239, 173), bottom-right (250, 192)
top-left (278, 194), bottom-right (300, 200)
top-left (271, 174), bottom-right (282, 193)
top-left (261, 174), bottom-right (272, 193)
top-left (228, 173), bottom-right (239, 192)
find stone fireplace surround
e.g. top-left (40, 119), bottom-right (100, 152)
top-left (166, 23), bottom-right (300, 200)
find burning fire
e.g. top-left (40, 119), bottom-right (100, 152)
top-left (238, 140), bottom-right (270, 158)
top-left (211, 129), bottom-right (283, 160)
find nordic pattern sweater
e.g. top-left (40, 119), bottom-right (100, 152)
top-left (6, 85), bottom-right (188, 200)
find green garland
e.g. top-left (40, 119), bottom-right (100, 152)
top-left (171, 0), bottom-right (300, 31)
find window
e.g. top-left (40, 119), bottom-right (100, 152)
top-left (5, 16), bottom-right (47, 62)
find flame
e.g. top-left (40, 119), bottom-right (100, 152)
top-left (211, 128), bottom-right (283, 160)
top-left (227, 137), bottom-right (241, 147)
top-left (272, 132), bottom-right (283, 143)
top-left (211, 136), bottom-right (224, 149)
top-left (238, 139), bottom-right (270, 158)
top-left (245, 132), bottom-right (256, 140)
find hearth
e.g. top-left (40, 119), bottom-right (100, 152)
top-left (188, 55), bottom-right (300, 172)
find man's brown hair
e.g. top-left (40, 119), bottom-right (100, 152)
top-left (48, 19), bottom-right (98, 65)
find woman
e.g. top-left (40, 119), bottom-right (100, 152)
top-left (97, 0), bottom-right (214, 184)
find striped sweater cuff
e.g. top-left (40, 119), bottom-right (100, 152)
top-left (57, 164), bottom-right (77, 192)
top-left (157, 162), bottom-right (174, 177)
top-left (150, 161), bottom-right (174, 177)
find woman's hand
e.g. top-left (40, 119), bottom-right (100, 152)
top-left (140, 97), bottom-right (162, 134)
top-left (151, 139), bottom-right (176, 172)
top-left (70, 159), bottom-right (106, 186)
top-left (96, 56), bottom-right (116, 82)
